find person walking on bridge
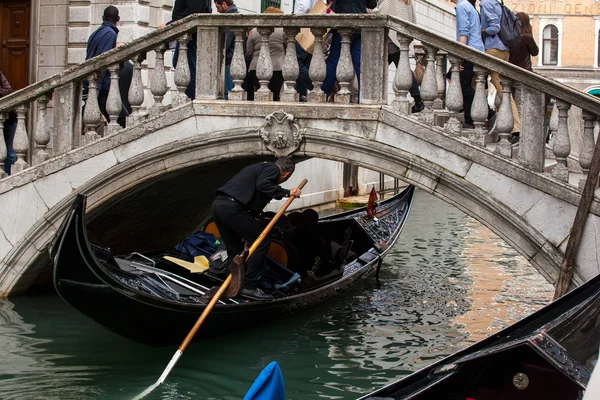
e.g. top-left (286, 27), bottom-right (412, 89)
top-left (480, 0), bottom-right (520, 137)
top-left (210, 157), bottom-right (301, 301)
top-left (83, 6), bottom-right (121, 125)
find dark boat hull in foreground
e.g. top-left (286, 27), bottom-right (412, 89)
top-left (50, 186), bottom-right (414, 346)
top-left (361, 270), bottom-right (600, 399)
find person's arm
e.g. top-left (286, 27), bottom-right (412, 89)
top-left (0, 72), bottom-right (13, 98)
top-left (171, 0), bottom-right (187, 22)
top-left (481, 2), bottom-right (500, 36)
top-left (294, 0), bottom-right (309, 14)
top-left (528, 35), bottom-right (539, 57)
top-left (256, 166), bottom-right (290, 200)
top-left (455, 6), bottom-right (470, 45)
top-left (246, 30), bottom-right (257, 60)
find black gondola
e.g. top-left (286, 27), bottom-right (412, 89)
top-left (50, 186), bottom-right (414, 346)
top-left (361, 269), bottom-right (600, 399)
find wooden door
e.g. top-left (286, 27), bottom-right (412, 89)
top-left (0, 0), bottom-right (30, 91)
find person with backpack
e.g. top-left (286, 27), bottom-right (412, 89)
top-left (508, 12), bottom-right (538, 72)
top-left (480, 0), bottom-right (520, 137)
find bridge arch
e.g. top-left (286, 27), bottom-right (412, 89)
top-left (0, 116), bottom-right (574, 295)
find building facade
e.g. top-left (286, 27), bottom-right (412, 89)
top-left (508, 0), bottom-right (600, 95)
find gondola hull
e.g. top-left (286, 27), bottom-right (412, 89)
top-left (361, 263), bottom-right (600, 399)
top-left (51, 187), bottom-right (414, 346)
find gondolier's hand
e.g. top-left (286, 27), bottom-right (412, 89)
top-left (290, 188), bottom-right (301, 198)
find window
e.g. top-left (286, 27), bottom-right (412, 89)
top-left (542, 25), bottom-right (559, 65)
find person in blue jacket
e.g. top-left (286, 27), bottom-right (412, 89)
top-left (83, 6), bottom-right (123, 125)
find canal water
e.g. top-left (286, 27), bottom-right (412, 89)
top-left (0, 189), bottom-right (554, 400)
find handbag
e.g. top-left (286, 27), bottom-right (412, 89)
top-left (414, 61), bottom-right (425, 86)
top-left (295, 1), bottom-right (335, 54)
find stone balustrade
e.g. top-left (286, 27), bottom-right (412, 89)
top-left (0, 13), bottom-right (599, 190)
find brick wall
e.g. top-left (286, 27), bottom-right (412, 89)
top-left (561, 16), bottom-right (595, 67)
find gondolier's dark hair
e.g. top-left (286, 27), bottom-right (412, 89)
top-left (275, 156), bottom-right (295, 174)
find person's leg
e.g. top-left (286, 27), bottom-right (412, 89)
top-left (295, 42), bottom-right (313, 98)
top-left (211, 200), bottom-right (245, 266)
top-left (388, 51), bottom-right (399, 67)
top-left (321, 31), bottom-right (341, 98)
top-left (245, 70), bottom-right (257, 101)
top-left (486, 49), bottom-right (519, 132)
top-left (186, 34), bottom-right (197, 100)
top-left (3, 120), bottom-right (17, 174)
top-left (350, 32), bottom-right (361, 96)
top-left (269, 71), bottom-right (284, 101)
top-left (460, 61), bottom-right (475, 125)
top-left (224, 65), bottom-right (234, 100)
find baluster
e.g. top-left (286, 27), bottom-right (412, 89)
top-left (150, 44), bottom-right (168, 116)
top-left (0, 113), bottom-right (6, 178)
top-left (444, 55), bottom-right (463, 135)
top-left (335, 28), bottom-right (354, 104)
top-left (418, 45), bottom-right (437, 124)
top-left (33, 94), bottom-right (51, 165)
top-left (308, 27), bottom-right (327, 103)
top-left (392, 34), bottom-right (413, 115)
top-left (128, 53), bottom-right (146, 124)
top-left (469, 66), bottom-right (489, 146)
top-left (433, 51), bottom-right (446, 110)
top-left (12, 104), bottom-right (29, 174)
top-left (174, 33), bottom-right (191, 106)
top-left (255, 27), bottom-right (274, 102)
top-left (281, 27), bottom-right (300, 102)
top-left (494, 77), bottom-right (514, 157)
top-left (228, 27), bottom-right (248, 101)
top-left (552, 99), bottom-right (571, 182)
top-left (579, 111), bottom-right (596, 189)
top-left (105, 64), bottom-right (122, 135)
top-left (83, 74), bottom-right (104, 143)
top-left (547, 100), bottom-right (558, 154)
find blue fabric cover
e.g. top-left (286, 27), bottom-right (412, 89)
top-left (244, 361), bottom-right (285, 400)
top-left (174, 232), bottom-right (217, 258)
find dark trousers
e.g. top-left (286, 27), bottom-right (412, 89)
top-left (173, 33), bottom-right (197, 100)
top-left (387, 52), bottom-right (422, 102)
top-left (295, 42), bottom-right (313, 97)
top-left (211, 198), bottom-right (270, 286)
top-left (3, 119), bottom-right (16, 174)
top-left (244, 70), bottom-right (285, 101)
top-left (322, 31), bottom-right (361, 100)
top-left (460, 61), bottom-right (475, 125)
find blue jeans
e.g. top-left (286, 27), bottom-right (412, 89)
top-left (3, 119), bottom-right (16, 174)
top-left (224, 65), bottom-right (234, 100)
top-left (321, 31), bottom-right (361, 100)
top-left (295, 42), bottom-right (313, 98)
top-left (173, 34), bottom-right (197, 100)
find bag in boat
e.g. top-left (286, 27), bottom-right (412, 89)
top-left (244, 361), bottom-right (285, 400)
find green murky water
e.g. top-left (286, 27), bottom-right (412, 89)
top-left (0, 190), bottom-right (553, 399)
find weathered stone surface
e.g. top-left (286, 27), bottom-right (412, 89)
top-left (574, 214), bottom-right (600, 279)
top-left (376, 123), bottom-right (471, 177)
top-left (523, 194), bottom-right (577, 248)
top-left (0, 185), bottom-right (48, 257)
top-left (33, 151), bottom-right (119, 210)
top-left (464, 163), bottom-right (546, 216)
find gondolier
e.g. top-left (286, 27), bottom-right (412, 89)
top-left (210, 157), bottom-right (301, 301)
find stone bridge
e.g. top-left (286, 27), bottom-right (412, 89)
top-left (0, 14), bottom-right (599, 297)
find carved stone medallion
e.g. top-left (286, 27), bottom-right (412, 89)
top-left (259, 110), bottom-right (304, 157)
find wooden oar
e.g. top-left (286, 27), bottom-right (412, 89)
top-left (133, 178), bottom-right (307, 400)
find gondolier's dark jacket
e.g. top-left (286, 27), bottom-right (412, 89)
top-left (216, 161), bottom-right (290, 216)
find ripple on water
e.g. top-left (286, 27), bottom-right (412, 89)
top-left (0, 190), bottom-right (554, 399)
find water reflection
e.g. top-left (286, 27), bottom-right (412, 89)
top-left (0, 190), bottom-right (553, 399)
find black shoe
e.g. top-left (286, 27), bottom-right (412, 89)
top-left (412, 101), bottom-right (424, 113)
top-left (510, 132), bottom-right (520, 144)
top-left (241, 287), bottom-right (273, 301)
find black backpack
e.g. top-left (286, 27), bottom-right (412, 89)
top-left (497, 0), bottom-right (522, 49)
